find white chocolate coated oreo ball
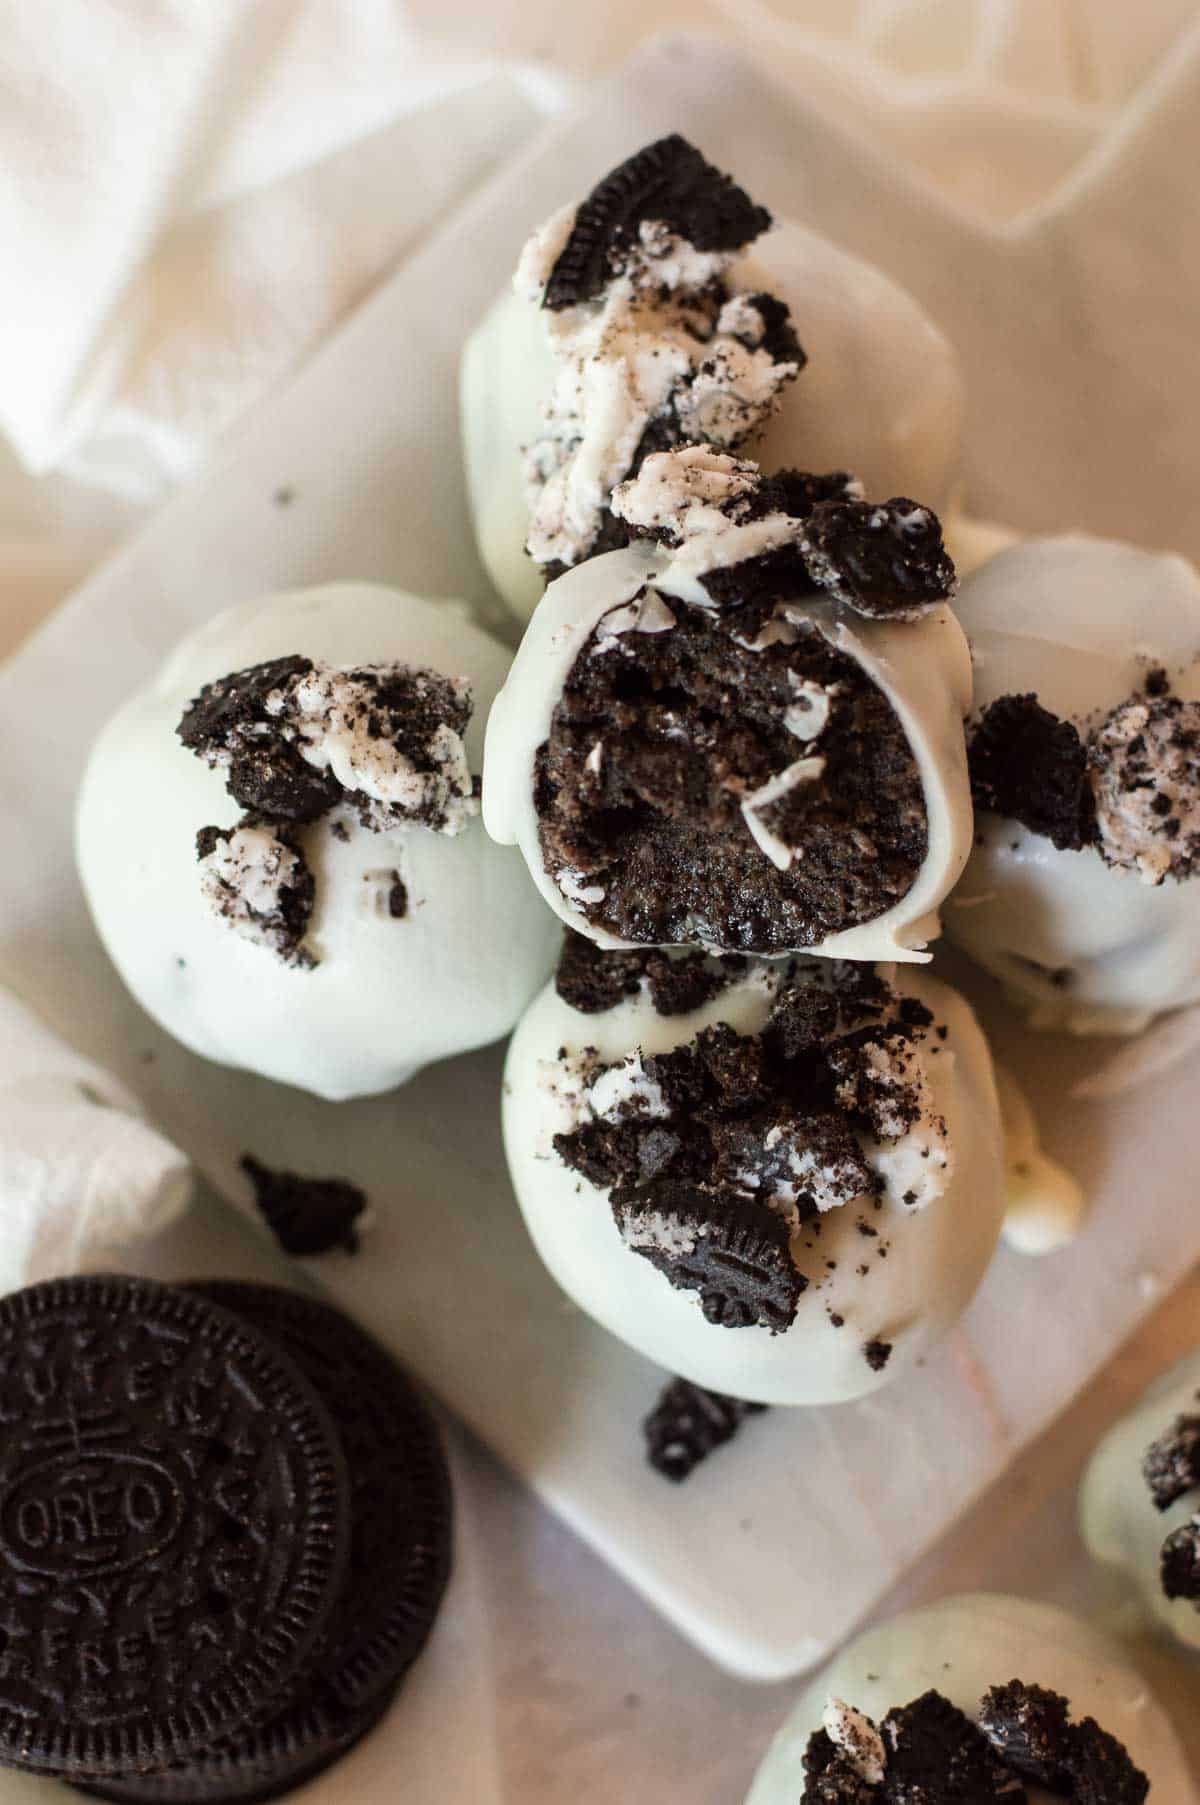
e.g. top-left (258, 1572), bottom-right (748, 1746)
top-left (77, 584), bottom-right (558, 1100)
top-left (483, 539), bottom-right (973, 963)
top-left (949, 536), bottom-right (1200, 1034)
top-left (746, 1594), bottom-right (1190, 1803)
top-left (501, 959), bottom-right (1005, 1406)
top-left (1081, 1351), bottom-right (1200, 1655)
top-left (461, 219), bottom-right (964, 624)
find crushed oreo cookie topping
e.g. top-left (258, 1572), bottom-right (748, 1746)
top-left (802, 1692), bottom-right (1014, 1804)
top-left (1139, 1400), bottom-right (1200, 1609)
top-left (800, 498), bottom-right (956, 621)
top-left (179, 654), bottom-right (477, 963)
top-left (548, 963), bottom-right (950, 1332)
top-left (613, 1183), bottom-right (804, 1331)
top-left (555, 928), bottom-right (747, 1016)
top-left (1141, 1403), bottom-right (1200, 1510)
top-left (801, 1680), bottom-right (1149, 1804)
top-left (1089, 694), bottom-right (1200, 884)
top-left (242, 1154), bottom-right (367, 1256)
top-left (979, 1680), bottom-right (1150, 1804)
top-left (642, 1375), bottom-right (767, 1481)
top-left (611, 448), bottom-right (952, 621)
top-left (1160, 1516), bottom-right (1200, 1603)
top-left (180, 656), bottom-right (477, 837)
top-left (197, 821), bottom-right (316, 967)
top-left (968, 693), bottom-right (1095, 852)
top-left (515, 141), bottom-right (803, 572)
top-left (540, 135), bottom-right (773, 311)
top-left (969, 687), bottom-right (1200, 886)
top-left (179, 655), bottom-right (343, 823)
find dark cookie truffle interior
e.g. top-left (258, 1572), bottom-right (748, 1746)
top-left (535, 597), bottom-right (928, 951)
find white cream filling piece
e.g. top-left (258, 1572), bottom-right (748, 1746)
top-left (269, 665), bottom-right (476, 834)
top-left (516, 212), bottom-right (800, 572)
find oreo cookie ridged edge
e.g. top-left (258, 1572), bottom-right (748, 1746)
top-left (0, 1275), bottom-right (350, 1779)
top-left (78, 1281), bottom-right (453, 1805)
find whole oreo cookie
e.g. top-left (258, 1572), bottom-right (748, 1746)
top-left (0, 1275), bottom-right (349, 1779)
top-left (81, 1284), bottom-right (452, 1805)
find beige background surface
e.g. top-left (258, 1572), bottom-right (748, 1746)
top-left (3, 4), bottom-right (1200, 1799)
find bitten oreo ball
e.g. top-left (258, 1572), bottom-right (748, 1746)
top-left (0, 1276), bottom-right (348, 1779)
top-left (84, 1283), bottom-right (453, 1805)
top-left (484, 449), bottom-right (973, 962)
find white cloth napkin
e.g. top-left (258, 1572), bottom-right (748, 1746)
top-left (0, 0), bottom-right (1193, 544)
top-left (0, 988), bottom-right (192, 1294)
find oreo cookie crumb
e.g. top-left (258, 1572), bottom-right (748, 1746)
top-left (863, 1338), bottom-right (892, 1373)
top-left (555, 930), bottom-right (746, 1016)
top-left (801, 499), bottom-right (956, 620)
top-left (613, 1182), bottom-right (804, 1331)
top-left (197, 820), bottom-right (316, 968)
top-left (1160, 1516), bottom-right (1200, 1603)
top-left (692, 472), bottom-right (865, 613)
top-left (242, 1155), bottom-right (367, 1256)
top-left (543, 135), bottom-right (772, 311)
top-left (1141, 1404), bottom-right (1200, 1509)
top-left (1089, 694), bottom-right (1200, 884)
top-left (1144, 667), bottom-right (1170, 697)
top-left (801, 1730), bottom-right (878, 1804)
top-left (969, 693), bottom-right (1096, 851)
top-left (179, 655), bottom-right (342, 824)
top-left (643, 1376), bottom-right (766, 1481)
top-left (735, 292), bottom-right (804, 366)
top-left (387, 872), bottom-right (408, 918)
top-left (980, 1680), bottom-right (1149, 1804)
top-left (767, 979), bottom-right (841, 1057)
top-left (885, 1692), bottom-right (1016, 1800)
top-left (180, 656), bottom-right (476, 837)
top-left (828, 1027), bottom-right (930, 1143)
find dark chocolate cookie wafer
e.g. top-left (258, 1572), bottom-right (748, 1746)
top-left (191, 1283), bottom-right (452, 1713)
top-left (0, 1275), bottom-right (349, 1779)
top-left (76, 1689), bottom-right (392, 1805)
top-left (79, 1284), bottom-right (452, 1805)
